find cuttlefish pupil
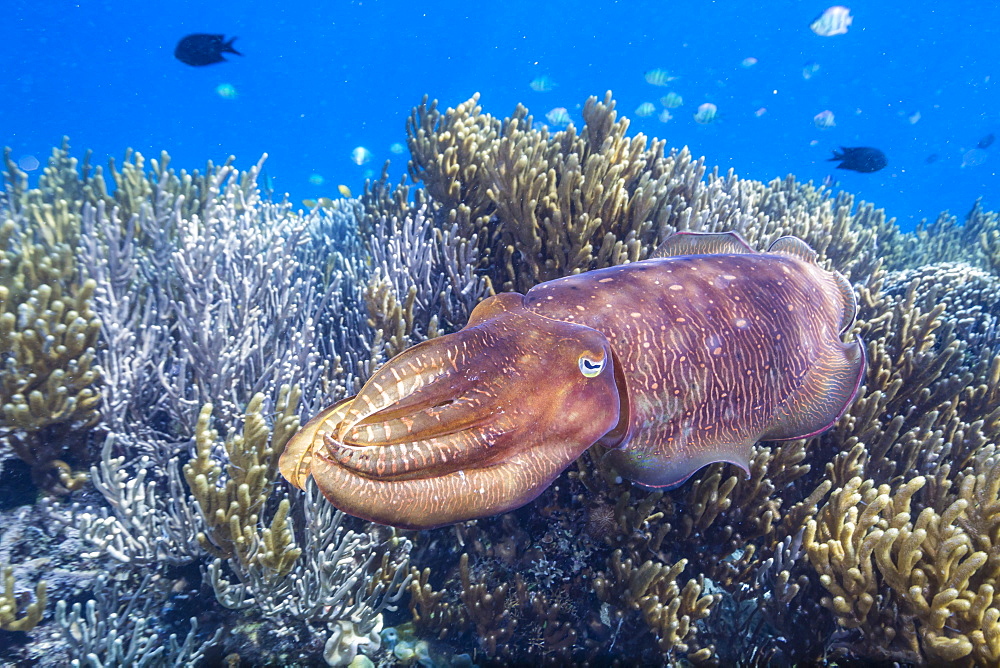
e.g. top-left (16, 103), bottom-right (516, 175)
top-left (579, 353), bottom-right (607, 377)
top-left (279, 232), bottom-right (865, 530)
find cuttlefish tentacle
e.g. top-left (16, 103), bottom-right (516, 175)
top-left (279, 396), bottom-right (352, 490)
top-left (332, 346), bottom-right (454, 442)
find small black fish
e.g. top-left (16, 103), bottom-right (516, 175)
top-left (174, 34), bottom-right (242, 67)
top-left (925, 153), bottom-right (939, 164)
top-left (828, 146), bottom-right (887, 173)
top-left (977, 133), bottom-right (995, 149)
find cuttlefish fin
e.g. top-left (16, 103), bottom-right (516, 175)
top-left (768, 235), bottom-right (858, 333)
top-left (603, 436), bottom-right (753, 490)
top-left (767, 235), bottom-right (818, 263)
top-left (760, 234), bottom-right (866, 439)
top-left (765, 336), bottom-right (866, 441)
top-left (278, 396), bottom-right (353, 489)
top-left (465, 292), bottom-right (525, 325)
top-left (651, 231), bottom-right (756, 258)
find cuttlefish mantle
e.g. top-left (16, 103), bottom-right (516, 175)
top-left (279, 231), bottom-right (865, 529)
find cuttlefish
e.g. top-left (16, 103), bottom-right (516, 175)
top-left (280, 232), bottom-right (865, 529)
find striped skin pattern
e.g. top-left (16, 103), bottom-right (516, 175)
top-left (527, 233), bottom-right (864, 488)
top-left (279, 232), bottom-right (865, 529)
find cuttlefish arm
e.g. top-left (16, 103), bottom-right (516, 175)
top-left (278, 292), bottom-right (621, 529)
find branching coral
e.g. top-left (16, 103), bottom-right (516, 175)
top-left (242, 427), bottom-right (408, 637)
top-left (55, 573), bottom-right (221, 665)
top-left (0, 564), bottom-right (45, 632)
top-left (788, 250), bottom-right (1000, 664)
top-left (458, 552), bottom-right (516, 656)
top-left (399, 93), bottom-right (892, 296)
top-left (1, 146), bottom-right (101, 493)
top-left (70, 434), bottom-right (202, 565)
top-left (804, 460), bottom-right (1000, 665)
top-left (405, 93), bottom-right (704, 291)
top-left (407, 550), bottom-right (587, 663)
top-left (184, 385), bottom-right (302, 576)
top-left (680, 440), bottom-right (811, 549)
top-left (362, 203), bottom-right (493, 360)
top-left (593, 550), bottom-right (718, 661)
top-left (910, 199), bottom-right (1000, 275)
top-left (407, 565), bottom-right (467, 640)
top-left (0, 144), bottom-right (415, 665)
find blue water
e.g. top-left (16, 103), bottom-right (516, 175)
top-left (2, 0), bottom-right (997, 230)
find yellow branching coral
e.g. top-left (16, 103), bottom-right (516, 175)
top-left (1, 145), bottom-right (102, 493)
top-left (394, 92), bottom-right (895, 296)
top-left (405, 93), bottom-right (699, 291)
top-left (908, 199), bottom-right (1000, 274)
top-left (184, 385), bottom-right (302, 576)
top-left (0, 276), bottom-right (101, 432)
top-left (594, 549), bottom-right (718, 660)
top-left (407, 95), bottom-right (500, 231)
top-left (70, 143), bottom-right (251, 232)
top-left (805, 457), bottom-right (1000, 665)
top-left (784, 242), bottom-right (1000, 664)
top-left (363, 270), bottom-right (416, 360)
top-left (803, 476), bottom-right (900, 631)
top-left (681, 441), bottom-right (810, 546)
top-left (0, 565), bottom-right (46, 632)
top-left (407, 566), bottom-right (467, 640)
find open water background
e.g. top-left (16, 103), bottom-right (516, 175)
top-left (2, 0), bottom-right (998, 230)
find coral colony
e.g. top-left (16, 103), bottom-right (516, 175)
top-left (2, 93), bottom-right (1000, 665)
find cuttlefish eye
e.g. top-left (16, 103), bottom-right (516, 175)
top-left (578, 350), bottom-right (607, 377)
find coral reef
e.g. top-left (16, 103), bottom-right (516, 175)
top-left (910, 198), bottom-right (1000, 275)
top-left (2, 92), bottom-right (1000, 665)
top-left (401, 93), bottom-right (890, 293)
top-left (593, 550), bottom-right (717, 660)
top-left (804, 461), bottom-right (1000, 665)
top-left (54, 572), bottom-right (220, 665)
top-left (1, 143), bottom-right (412, 666)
